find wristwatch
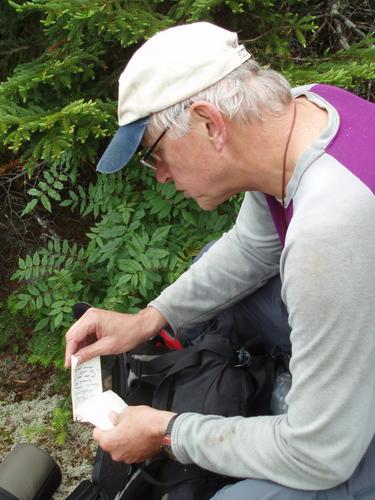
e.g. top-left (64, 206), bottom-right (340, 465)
top-left (160, 414), bottom-right (179, 459)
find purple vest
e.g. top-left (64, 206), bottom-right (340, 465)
top-left (266, 84), bottom-right (375, 245)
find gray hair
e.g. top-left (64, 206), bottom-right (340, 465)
top-left (147, 59), bottom-right (292, 139)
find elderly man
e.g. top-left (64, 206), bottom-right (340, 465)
top-left (65, 22), bottom-right (375, 499)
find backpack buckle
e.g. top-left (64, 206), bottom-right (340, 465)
top-left (234, 347), bottom-right (251, 367)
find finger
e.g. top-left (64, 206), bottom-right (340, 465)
top-left (72, 337), bottom-right (113, 365)
top-left (65, 335), bottom-right (90, 367)
top-left (64, 319), bottom-right (91, 367)
top-left (64, 337), bottom-right (81, 368)
top-left (65, 318), bottom-right (102, 367)
top-left (92, 427), bottom-right (117, 454)
top-left (65, 335), bottom-right (99, 367)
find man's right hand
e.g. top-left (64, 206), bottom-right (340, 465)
top-left (64, 306), bottom-right (167, 368)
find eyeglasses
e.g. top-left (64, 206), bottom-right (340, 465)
top-left (139, 105), bottom-right (190, 171)
top-left (139, 127), bottom-right (169, 171)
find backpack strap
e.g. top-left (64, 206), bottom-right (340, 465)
top-left (139, 460), bottom-right (207, 487)
top-left (146, 334), bottom-right (237, 375)
top-left (130, 349), bottom-right (183, 378)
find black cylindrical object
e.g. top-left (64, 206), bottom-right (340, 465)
top-left (0, 444), bottom-right (61, 500)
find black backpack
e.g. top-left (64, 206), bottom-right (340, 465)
top-left (67, 306), bottom-right (289, 500)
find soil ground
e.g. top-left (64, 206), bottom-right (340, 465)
top-left (0, 354), bottom-right (96, 498)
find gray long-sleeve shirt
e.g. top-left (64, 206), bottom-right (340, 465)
top-left (149, 84), bottom-right (375, 489)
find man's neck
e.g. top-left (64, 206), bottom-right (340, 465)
top-left (226, 97), bottom-right (328, 199)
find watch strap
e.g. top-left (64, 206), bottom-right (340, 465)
top-left (160, 414), bottom-right (179, 459)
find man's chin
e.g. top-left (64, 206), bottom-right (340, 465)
top-left (195, 197), bottom-right (219, 211)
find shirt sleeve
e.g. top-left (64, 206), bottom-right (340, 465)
top-left (169, 165), bottom-right (375, 490)
top-left (149, 191), bottom-right (282, 333)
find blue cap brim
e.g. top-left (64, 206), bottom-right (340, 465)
top-left (96, 117), bottom-right (148, 174)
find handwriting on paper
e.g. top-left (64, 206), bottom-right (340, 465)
top-left (71, 355), bottom-right (127, 430)
top-left (73, 357), bottom-right (103, 408)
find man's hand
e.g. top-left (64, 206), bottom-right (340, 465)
top-left (64, 306), bottom-right (167, 367)
top-left (93, 406), bottom-right (176, 463)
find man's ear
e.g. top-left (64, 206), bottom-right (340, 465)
top-left (190, 101), bottom-right (227, 151)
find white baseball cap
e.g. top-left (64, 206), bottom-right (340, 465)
top-left (97, 22), bottom-right (251, 174)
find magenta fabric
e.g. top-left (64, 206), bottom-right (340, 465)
top-left (265, 197), bottom-right (293, 246)
top-left (312, 84), bottom-right (375, 193)
top-left (266, 84), bottom-right (375, 244)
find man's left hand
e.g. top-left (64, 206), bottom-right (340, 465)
top-left (92, 405), bottom-right (176, 463)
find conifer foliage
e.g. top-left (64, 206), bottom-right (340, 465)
top-left (1, 0), bottom-right (374, 367)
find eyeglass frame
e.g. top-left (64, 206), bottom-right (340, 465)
top-left (139, 104), bottom-right (191, 171)
top-left (139, 127), bottom-right (169, 171)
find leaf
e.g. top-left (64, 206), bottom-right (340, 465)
top-left (139, 271), bottom-right (148, 289)
top-left (41, 195), bottom-right (52, 212)
top-left (150, 225), bottom-right (172, 244)
top-left (147, 247), bottom-right (169, 259)
top-left (34, 317), bottom-right (50, 332)
top-left (33, 253), bottom-right (40, 266)
top-left (22, 198), bottom-right (38, 216)
top-left (17, 293), bottom-right (30, 301)
top-left (181, 210), bottom-right (196, 226)
top-left (48, 188), bottom-right (61, 201)
top-left (101, 225), bottom-right (127, 238)
top-left (27, 188), bottom-right (42, 197)
top-left (43, 171), bottom-right (54, 183)
top-left (59, 199), bottom-right (73, 207)
top-left (54, 239), bottom-right (61, 253)
top-left (295, 28), bottom-right (306, 48)
top-left (118, 259), bottom-right (143, 272)
top-left (62, 240), bottom-right (69, 254)
top-left (54, 312), bottom-right (64, 328)
top-left (15, 300), bottom-right (28, 310)
top-left (38, 281), bottom-right (48, 293)
top-left (44, 293), bottom-right (52, 307)
top-left (160, 183), bottom-right (176, 200)
top-left (139, 253), bottom-right (151, 268)
top-left (51, 300), bottom-right (65, 308)
top-left (69, 190), bottom-right (79, 202)
top-left (27, 285), bottom-right (39, 296)
top-left (53, 180), bottom-right (64, 190)
top-left (116, 274), bottom-right (132, 287)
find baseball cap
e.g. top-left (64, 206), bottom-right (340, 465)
top-left (97, 22), bottom-right (251, 174)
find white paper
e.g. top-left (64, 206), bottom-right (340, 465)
top-left (71, 355), bottom-right (127, 429)
top-left (75, 390), bottom-right (127, 430)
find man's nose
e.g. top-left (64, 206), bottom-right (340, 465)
top-left (156, 163), bottom-right (172, 184)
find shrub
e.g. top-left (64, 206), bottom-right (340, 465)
top-left (1, 0), bottom-right (374, 367)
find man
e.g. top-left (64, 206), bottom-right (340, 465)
top-left (65, 22), bottom-right (375, 499)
